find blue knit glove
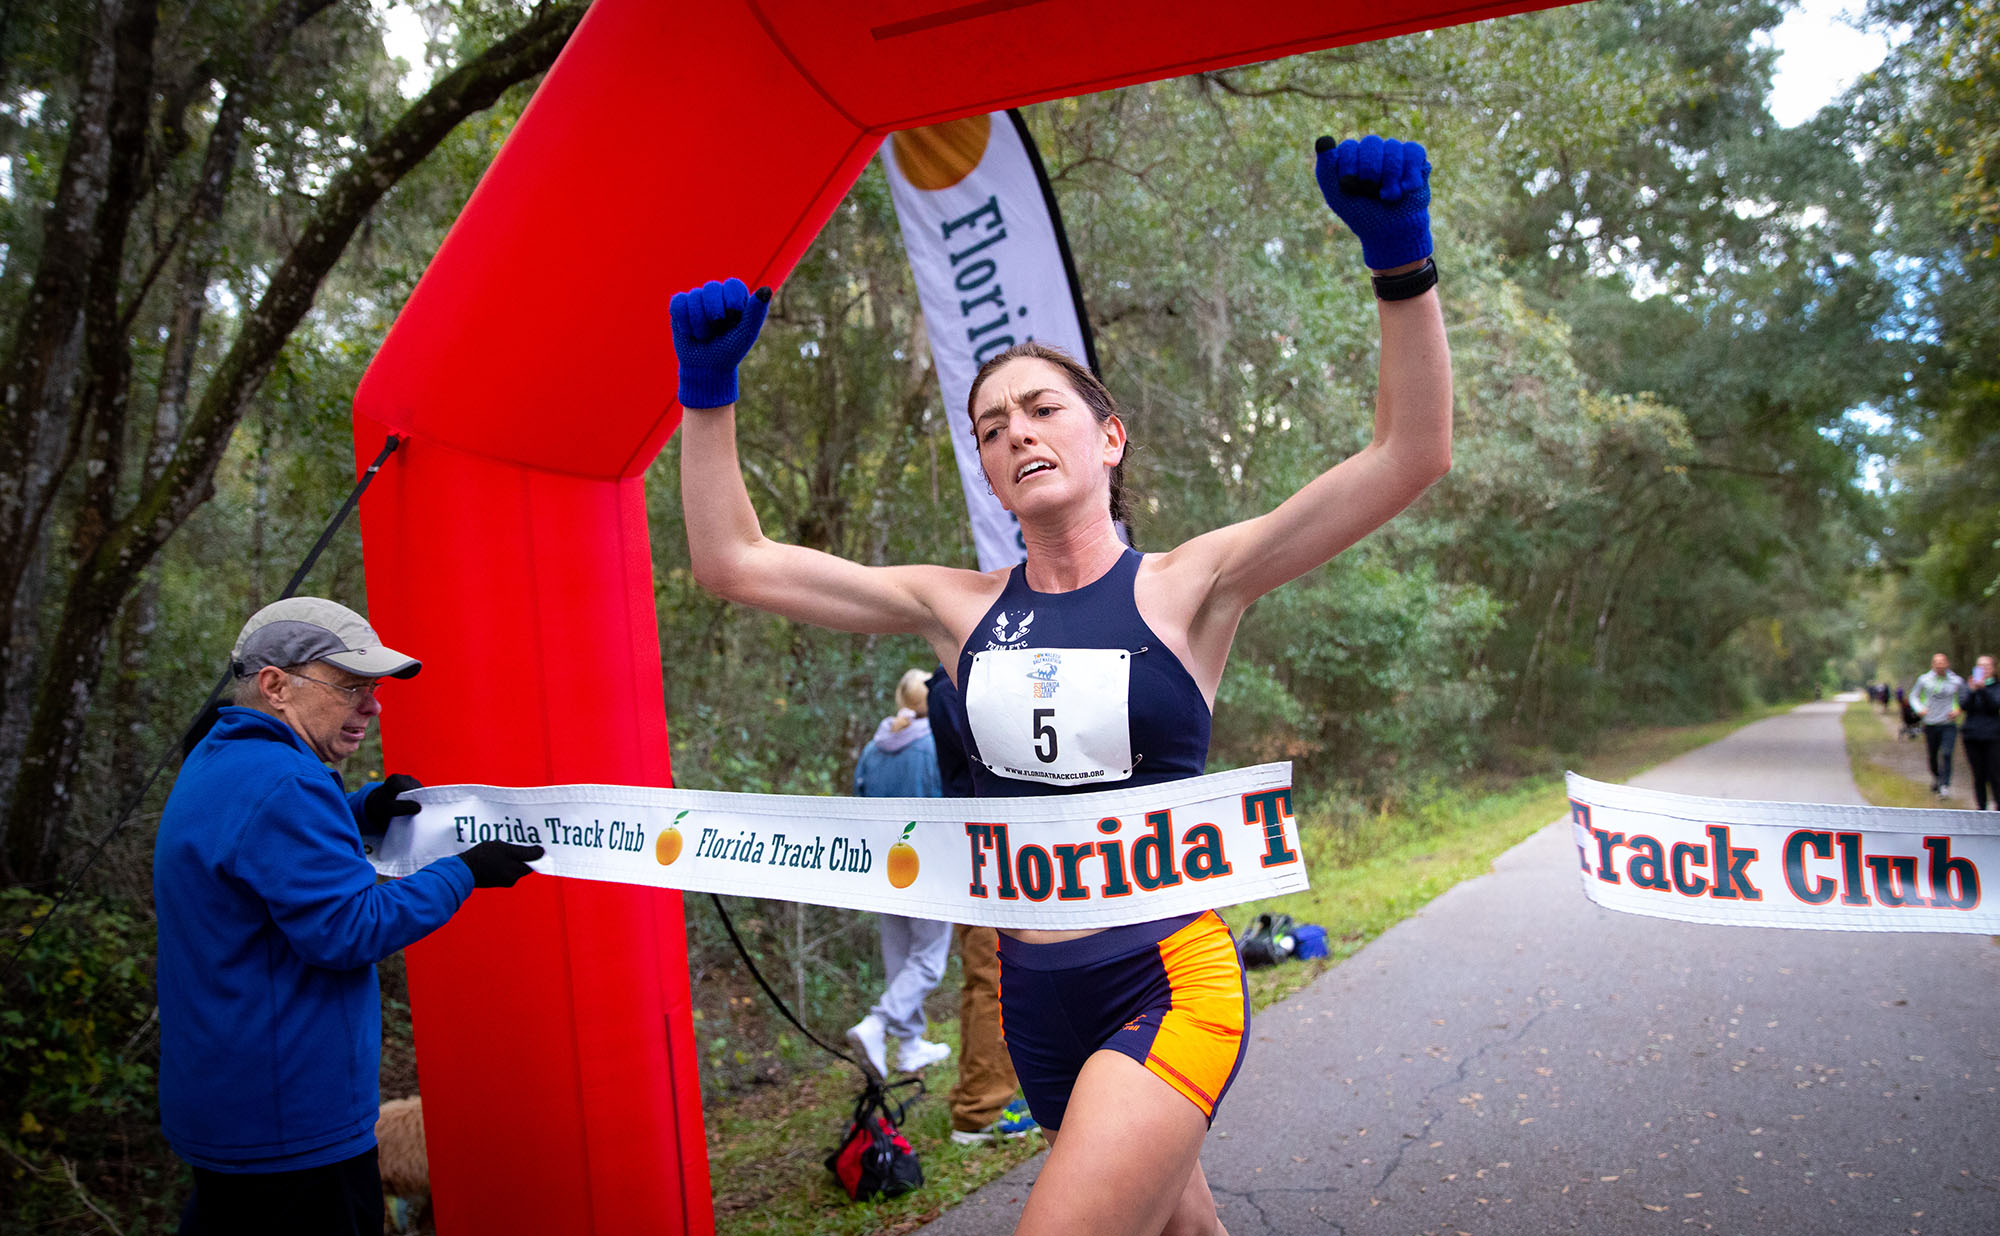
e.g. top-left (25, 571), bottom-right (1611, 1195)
top-left (670, 277), bottom-right (771, 410)
top-left (1313, 135), bottom-right (1433, 271)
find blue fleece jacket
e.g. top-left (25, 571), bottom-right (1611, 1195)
top-left (852, 715), bottom-right (942, 799)
top-left (153, 707), bottom-right (474, 1172)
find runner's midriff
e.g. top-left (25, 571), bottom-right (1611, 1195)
top-left (1004, 926), bottom-right (1104, 944)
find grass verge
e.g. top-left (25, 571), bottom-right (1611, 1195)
top-left (707, 701), bottom-right (1803, 1236)
top-left (1840, 699), bottom-right (1941, 809)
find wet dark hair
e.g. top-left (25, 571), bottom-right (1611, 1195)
top-left (966, 340), bottom-right (1131, 526)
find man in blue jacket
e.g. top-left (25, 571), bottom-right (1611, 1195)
top-left (154, 597), bottom-right (542, 1235)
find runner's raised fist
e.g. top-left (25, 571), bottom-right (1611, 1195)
top-left (1313, 135), bottom-right (1433, 271)
top-left (670, 277), bottom-right (772, 409)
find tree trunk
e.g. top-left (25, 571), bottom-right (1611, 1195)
top-left (108, 19), bottom-right (275, 803)
top-left (0, 0), bottom-right (157, 880)
top-left (0, 3), bottom-right (121, 804)
top-left (250, 414), bottom-right (273, 608)
top-left (1511, 580), bottom-right (1566, 728)
top-left (108, 574), bottom-right (161, 805)
top-left (1591, 540), bottom-right (1641, 676)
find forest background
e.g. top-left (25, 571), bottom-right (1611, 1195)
top-left (1, 0), bottom-right (1995, 1230)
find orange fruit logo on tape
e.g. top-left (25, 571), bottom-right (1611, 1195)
top-left (656, 810), bottom-right (688, 866)
top-left (887, 822), bottom-right (920, 889)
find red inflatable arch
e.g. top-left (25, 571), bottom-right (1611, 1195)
top-left (353, 1), bottom-right (1573, 1231)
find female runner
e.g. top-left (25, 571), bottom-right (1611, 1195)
top-left (673, 134), bottom-right (1452, 1236)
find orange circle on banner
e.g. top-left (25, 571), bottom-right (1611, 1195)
top-left (887, 841), bottom-right (919, 888)
top-left (890, 115), bottom-right (992, 191)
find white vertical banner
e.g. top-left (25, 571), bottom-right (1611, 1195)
top-left (883, 110), bottom-right (1096, 572)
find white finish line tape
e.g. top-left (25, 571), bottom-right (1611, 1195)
top-left (1567, 773), bottom-right (2000, 933)
top-left (371, 763), bottom-right (1307, 930)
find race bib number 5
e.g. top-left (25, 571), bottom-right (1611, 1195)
top-left (966, 647), bottom-right (1135, 786)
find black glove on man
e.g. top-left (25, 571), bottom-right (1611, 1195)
top-left (364, 773), bottom-right (424, 834)
top-left (459, 841), bottom-right (544, 889)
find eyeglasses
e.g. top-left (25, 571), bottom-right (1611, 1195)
top-left (291, 671), bottom-right (384, 704)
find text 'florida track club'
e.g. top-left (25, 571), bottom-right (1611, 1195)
top-left (1571, 801), bottom-right (1981, 911)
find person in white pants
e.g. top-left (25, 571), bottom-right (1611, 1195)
top-left (846, 670), bottom-right (954, 1078)
top-left (850, 915), bottom-right (955, 1077)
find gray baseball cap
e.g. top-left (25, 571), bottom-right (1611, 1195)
top-left (231, 597), bottom-right (421, 680)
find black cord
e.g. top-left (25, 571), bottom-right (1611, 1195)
top-left (707, 893), bottom-right (874, 1084)
top-left (275, 435), bottom-right (402, 601)
top-left (1, 435), bottom-right (404, 979)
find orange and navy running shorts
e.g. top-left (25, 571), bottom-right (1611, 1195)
top-left (997, 910), bottom-right (1249, 1130)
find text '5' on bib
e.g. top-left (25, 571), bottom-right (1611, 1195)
top-left (967, 647), bottom-right (1134, 787)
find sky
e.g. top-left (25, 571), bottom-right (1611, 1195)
top-left (1763, 0), bottom-right (1906, 126)
top-left (377, 2), bottom-right (429, 97)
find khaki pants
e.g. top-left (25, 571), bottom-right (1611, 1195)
top-left (948, 924), bottom-right (1019, 1131)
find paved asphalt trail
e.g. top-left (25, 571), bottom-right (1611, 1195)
top-left (919, 699), bottom-right (2000, 1235)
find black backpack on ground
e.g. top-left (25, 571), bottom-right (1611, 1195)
top-left (825, 1076), bottom-right (924, 1202)
top-left (1239, 912), bottom-right (1296, 968)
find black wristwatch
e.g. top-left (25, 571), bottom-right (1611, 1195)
top-left (1372, 257), bottom-right (1438, 302)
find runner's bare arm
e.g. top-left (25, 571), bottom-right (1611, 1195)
top-left (678, 406), bottom-right (985, 647)
top-left (1153, 137), bottom-right (1454, 670)
top-left (669, 277), bottom-right (995, 659)
top-left (1151, 279), bottom-right (1450, 666)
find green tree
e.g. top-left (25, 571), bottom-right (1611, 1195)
top-left (1456, 0), bottom-right (1893, 729)
top-left (1862, 0), bottom-right (2000, 657)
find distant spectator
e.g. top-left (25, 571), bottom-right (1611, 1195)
top-left (1895, 686), bottom-right (1918, 739)
top-left (846, 669), bottom-right (953, 1080)
top-left (1961, 655), bottom-right (1999, 811)
top-left (1911, 652), bottom-right (1968, 799)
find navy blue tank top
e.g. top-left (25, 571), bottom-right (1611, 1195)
top-left (956, 549), bottom-right (1211, 798)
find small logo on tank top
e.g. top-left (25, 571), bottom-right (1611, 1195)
top-left (1027, 651), bottom-right (1061, 699)
top-left (987, 609), bottom-right (1035, 649)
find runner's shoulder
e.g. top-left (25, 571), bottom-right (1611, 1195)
top-left (906, 561), bottom-right (1012, 642)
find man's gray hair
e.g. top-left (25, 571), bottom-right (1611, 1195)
top-left (232, 665), bottom-right (299, 708)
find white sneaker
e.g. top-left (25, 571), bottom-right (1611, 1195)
top-left (898, 1037), bottom-right (951, 1073)
top-left (845, 1015), bottom-right (888, 1080)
